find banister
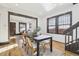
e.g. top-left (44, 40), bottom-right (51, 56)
top-left (63, 22), bottom-right (79, 34)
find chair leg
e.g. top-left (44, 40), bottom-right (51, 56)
top-left (43, 44), bottom-right (47, 52)
top-left (31, 48), bottom-right (37, 56)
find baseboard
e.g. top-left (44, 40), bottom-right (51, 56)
top-left (0, 41), bottom-right (9, 45)
top-left (53, 40), bottom-right (64, 44)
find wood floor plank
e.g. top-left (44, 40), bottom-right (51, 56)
top-left (0, 40), bottom-right (78, 56)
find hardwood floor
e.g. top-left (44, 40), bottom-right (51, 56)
top-left (53, 41), bottom-right (64, 52)
top-left (53, 41), bottom-right (79, 56)
top-left (64, 51), bottom-right (79, 56)
top-left (0, 40), bottom-right (78, 56)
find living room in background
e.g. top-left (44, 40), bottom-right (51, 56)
top-left (47, 11), bottom-right (72, 34)
top-left (8, 12), bottom-right (38, 38)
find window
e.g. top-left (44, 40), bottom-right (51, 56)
top-left (48, 18), bottom-right (56, 33)
top-left (19, 22), bottom-right (27, 32)
top-left (47, 12), bottom-right (72, 34)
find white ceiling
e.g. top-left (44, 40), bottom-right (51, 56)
top-left (0, 3), bottom-right (72, 17)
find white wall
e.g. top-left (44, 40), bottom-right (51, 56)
top-left (38, 4), bottom-right (74, 43)
top-left (71, 4), bottom-right (79, 40)
top-left (72, 4), bottom-right (79, 25)
top-left (1, 3), bottom-right (79, 43)
top-left (0, 6), bottom-right (8, 43)
top-left (38, 17), bottom-right (47, 34)
top-left (0, 5), bottom-right (37, 43)
top-left (38, 4), bottom-right (79, 43)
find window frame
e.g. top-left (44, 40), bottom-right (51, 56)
top-left (19, 22), bottom-right (27, 32)
top-left (47, 11), bottom-right (72, 34)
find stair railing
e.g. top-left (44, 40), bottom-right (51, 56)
top-left (63, 22), bottom-right (79, 54)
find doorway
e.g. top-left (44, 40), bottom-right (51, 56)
top-left (8, 12), bottom-right (38, 39)
top-left (10, 22), bottom-right (16, 36)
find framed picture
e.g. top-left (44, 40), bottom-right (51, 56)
top-left (19, 22), bottom-right (27, 32)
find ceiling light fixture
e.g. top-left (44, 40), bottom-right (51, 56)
top-left (15, 3), bottom-right (19, 6)
top-left (41, 3), bottom-right (56, 11)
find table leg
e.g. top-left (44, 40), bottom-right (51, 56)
top-left (37, 42), bottom-right (40, 56)
top-left (50, 37), bottom-right (52, 52)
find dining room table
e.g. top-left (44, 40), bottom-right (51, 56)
top-left (34, 34), bottom-right (53, 56)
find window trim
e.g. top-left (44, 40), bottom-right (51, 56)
top-left (19, 22), bottom-right (27, 32)
top-left (47, 11), bottom-right (72, 34)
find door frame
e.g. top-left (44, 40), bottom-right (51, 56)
top-left (8, 11), bottom-right (38, 39)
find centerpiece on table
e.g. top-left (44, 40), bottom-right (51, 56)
top-left (27, 27), bottom-right (41, 41)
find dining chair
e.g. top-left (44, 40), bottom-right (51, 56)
top-left (16, 35), bottom-right (28, 56)
top-left (9, 36), bottom-right (16, 43)
top-left (26, 37), bottom-right (46, 55)
top-left (43, 40), bottom-right (50, 52)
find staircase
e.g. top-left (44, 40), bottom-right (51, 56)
top-left (63, 22), bottom-right (79, 54)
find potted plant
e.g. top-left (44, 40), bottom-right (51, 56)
top-left (32, 27), bottom-right (41, 37)
top-left (27, 27), bottom-right (41, 42)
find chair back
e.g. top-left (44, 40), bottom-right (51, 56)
top-left (26, 37), bottom-right (33, 48)
top-left (9, 36), bottom-right (16, 43)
